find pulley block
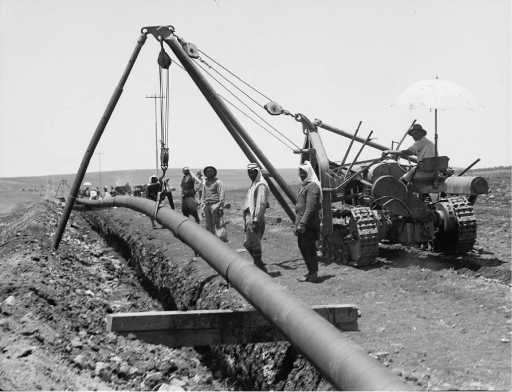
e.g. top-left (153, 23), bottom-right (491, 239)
top-left (182, 42), bottom-right (200, 59)
top-left (264, 101), bottom-right (284, 115)
top-left (158, 48), bottom-right (172, 69)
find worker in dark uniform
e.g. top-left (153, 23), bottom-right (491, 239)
top-left (146, 175), bottom-right (161, 229)
top-left (294, 160), bottom-right (322, 283)
top-left (180, 167), bottom-right (202, 224)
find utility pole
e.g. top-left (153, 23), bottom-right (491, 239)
top-left (146, 94), bottom-right (165, 176)
top-left (95, 152), bottom-right (104, 197)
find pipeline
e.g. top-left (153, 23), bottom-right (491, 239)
top-left (75, 196), bottom-right (411, 391)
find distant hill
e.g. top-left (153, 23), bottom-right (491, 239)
top-left (0, 168), bottom-right (303, 193)
top-left (1, 166), bottom-right (509, 194)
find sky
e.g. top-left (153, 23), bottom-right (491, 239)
top-left (0, 0), bottom-right (510, 178)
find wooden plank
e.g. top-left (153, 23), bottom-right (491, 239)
top-left (106, 304), bottom-right (358, 347)
top-left (266, 216), bottom-right (282, 224)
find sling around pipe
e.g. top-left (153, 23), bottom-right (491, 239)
top-left (75, 196), bottom-right (412, 391)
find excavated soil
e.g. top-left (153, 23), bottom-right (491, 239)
top-left (0, 171), bottom-right (511, 391)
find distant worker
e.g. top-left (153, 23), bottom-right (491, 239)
top-left (180, 167), bottom-right (202, 224)
top-left (83, 187), bottom-right (91, 198)
top-left (382, 124), bottom-right (435, 184)
top-left (89, 187), bottom-right (97, 200)
top-left (195, 169), bottom-right (204, 201)
top-left (201, 166), bottom-right (226, 240)
top-left (243, 163), bottom-right (270, 273)
top-left (104, 186), bottom-right (111, 198)
top-left (195, 169), bottom-right (205, 218)
top-left (294, 161), bottom-right (322, 283)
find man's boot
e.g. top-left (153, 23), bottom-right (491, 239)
top-left (253, 255), bottom-right (268, 273)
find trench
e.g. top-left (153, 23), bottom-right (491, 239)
top-left (81, 209), bottom-right (331, 391)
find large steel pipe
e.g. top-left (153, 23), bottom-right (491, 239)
top-left (76, 197), bottom-right (410, 391)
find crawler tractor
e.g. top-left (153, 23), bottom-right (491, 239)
top-left (294, 117), bottom-right (489, 266)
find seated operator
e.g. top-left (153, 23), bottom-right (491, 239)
top-left (382, 124), bottom-right (435, 184)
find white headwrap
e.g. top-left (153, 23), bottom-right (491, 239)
top-left (244, 164), bottom-right (269, 218)
top-left (298, 160), bottom-right (323, 201)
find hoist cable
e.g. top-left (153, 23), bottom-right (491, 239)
top-left (161, 45), bottom-right (300, 151)
top-left (195, 60), bottom-right (300, 149)
top-left (157, 54), bottom-right (171, 175)
top-left (219, 93), bottom-right (297, 151)
top-left (197, 50), bottom-right (271, 108)
top-left (166, 54), bottom-right (298, 150)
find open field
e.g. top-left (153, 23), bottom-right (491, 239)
top-left (0, 168), bottom-right (302, 215)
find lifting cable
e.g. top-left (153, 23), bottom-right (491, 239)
top-left (153, 40), bottom-right (176, 215)
top-left (192, 50), bottom-right (300, 150)
top-left (162, 48), bottom-right (300, 152)
top-left (161, 34), bottom-right (303, 154)
top-left (157, 39), bottom-right (172, 177)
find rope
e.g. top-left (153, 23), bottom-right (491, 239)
top-left (195, 60), bottom-right (300, 150)
top-left (198, 49), bottom-right (273, 104)
top-left (158, 40), bottom-right (171, 176)
top-left (219, 93), bottom-right (298, 150)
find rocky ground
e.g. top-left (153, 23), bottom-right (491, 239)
top-left (0, 167), bottom-right (511, 390)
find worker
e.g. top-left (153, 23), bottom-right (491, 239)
top-left (180, 167), bottom-right (202, 224)
top-left (195, 169), bottom-right (204, 201)
top-left (294, 160), bottom-right (322, 283)
top-left (201, 165), bottom-right (226, 241)
top-left (89, 187), bottom-right (97, 200)
top-left (382, 124), bottom-right (435, 184)
top-left (104, 186), bottom-right (111, 198)
top-left (243, 163), bottom-right (270, 273)
top-left (146, 175), bottom-right (161, 229)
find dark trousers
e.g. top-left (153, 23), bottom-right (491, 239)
top-left (297, 228), bottom-right (319, 274)
top-left (182, 196), bottom-right (199, 224)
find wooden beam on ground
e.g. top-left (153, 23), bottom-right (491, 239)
top-left (106, 304), bottom-right (359, 347)
top-left (266, 216), bottom-right (282, 224)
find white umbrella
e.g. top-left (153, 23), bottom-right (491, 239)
top-left (392, 77), bottom-right (483, 156)
top-left (83, 182), bottom-right (92, 187)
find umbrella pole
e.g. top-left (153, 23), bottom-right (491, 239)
top-left (434, 108), bottom-right (438, 157)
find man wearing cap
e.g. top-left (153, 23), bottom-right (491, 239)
top-left (383, 124), bottom-right (435, 184)
top-left (201, 166), bottom-right (226, 239)
top-left (295, 160), bottom-right (322, 283)
top-left (180, 167), bottom-right (202, 224)
top-left (243, 163), bottom-right (270, 273)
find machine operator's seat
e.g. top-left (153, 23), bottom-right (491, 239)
top-left (410, 156), bottom-right (449, 194)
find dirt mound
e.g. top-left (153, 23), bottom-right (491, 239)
top-left (0, 200), bottom-right (225, 391)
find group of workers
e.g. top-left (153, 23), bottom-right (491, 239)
top-left (143, 124), bottom-right (435, 284)
top-left (82, 186), bottom-right (112, 200)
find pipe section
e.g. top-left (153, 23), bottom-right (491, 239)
top-left (445, 176), bottom-right (489, 195)
top-left (76, 197), bottom-right (411, 391)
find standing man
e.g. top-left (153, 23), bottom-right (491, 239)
top-left (146, 175), bottom-right (161, 229)
top-left (201, 166), bottom-right (226, 240)
top-left (295, 160), bottom-right (322, 283)
top-left (195, 169), bottom-right (205, 218)
top-left (243, 163), bottom-right (270, 273)
top-left (180, 167), bottom-right (202, 224)
top-left (382, 124), bottom-right (435, 184)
